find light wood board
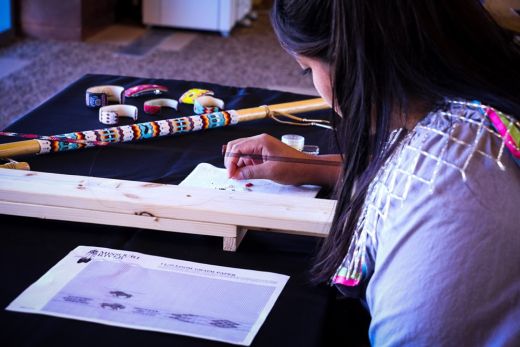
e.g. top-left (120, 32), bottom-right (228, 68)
top-left (0, 168), bottom-right (335, 251)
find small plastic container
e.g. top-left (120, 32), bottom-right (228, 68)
top-left (302, 145), bottom-right (320, 155)
top-left (281, 134), bottom-right (305, 151)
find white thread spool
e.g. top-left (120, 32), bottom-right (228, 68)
top-left (281, 134), bottom-right (305, 151)
top-left (302, 145), bottom-right (320, 155)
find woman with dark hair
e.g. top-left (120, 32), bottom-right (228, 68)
top-left (225, 1), bottom-right (520, 345)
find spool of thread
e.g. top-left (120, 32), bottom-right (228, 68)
top-left (302, 145), bottom-right (320, 155)
top-left (281, 134), bottom-right (305, 151)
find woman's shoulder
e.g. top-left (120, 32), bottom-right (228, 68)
top-left (356, 99), bottom-right (519, 258)
top-left (365, 101), bottom-right (520, 345)
top-left (396, 99), bottom-right (518, 190)
top-left (366, 100), bottom-right (518, 225)
top-left (366, 97), bottom-right (520, 252)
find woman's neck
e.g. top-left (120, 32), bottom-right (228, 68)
top-left (391, 98), bottom-right (434, 131)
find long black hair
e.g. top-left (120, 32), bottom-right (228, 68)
top-left (271, 0), bottom-right (520, 283)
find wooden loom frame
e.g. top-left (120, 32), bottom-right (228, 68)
top-left (0, 168), bottom-right (335, 251)
top-left (0, 98), bottom-right (336, 250)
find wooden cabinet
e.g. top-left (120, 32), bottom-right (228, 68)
top-left (16, 0), bottom-right (116, 40)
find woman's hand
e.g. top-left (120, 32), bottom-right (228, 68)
top-left (224, 133), bottom-right (342, 187)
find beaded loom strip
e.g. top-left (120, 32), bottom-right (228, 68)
top-left (0, 111), bottom-right (238, 155)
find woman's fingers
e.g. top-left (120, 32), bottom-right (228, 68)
top-left (233, 161), bottom-right (273, 180)
top-left (224, 140), bottom-right (246, 177)
top-left (224, 133), bottom-right (309, 182)
top-left (224, 135), bottom-right (267, 178)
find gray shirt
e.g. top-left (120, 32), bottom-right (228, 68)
top-left (335, 100), bottom-right (520, 346)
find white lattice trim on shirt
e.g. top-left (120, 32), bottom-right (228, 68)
top-left (332, 99), bottom-right (518, 293)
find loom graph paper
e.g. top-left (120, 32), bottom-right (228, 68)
top-left (6, 246), bottom-right (289, 345)
top-left (180, 162), bottom-right (321, 197)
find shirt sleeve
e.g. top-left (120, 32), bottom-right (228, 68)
top-left (365, 114), bottom-right (520, 346)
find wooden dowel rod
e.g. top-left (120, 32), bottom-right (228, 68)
top-left (0, 140), bottom-right (41, 159)
top-left (235, 98), bottom-right (329, 122)
top-left (0, 98), bottom-right (330, 159)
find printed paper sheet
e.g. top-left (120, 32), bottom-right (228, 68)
top-left (180, 162), bottom-right (321, 198)
top-left (6, 246), bottom-right (290, 345)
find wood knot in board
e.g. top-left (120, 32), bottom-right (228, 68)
top-left (142, 183), bottom-right (162, 188)
top-left (124, 193), bottom-right (140, 199)
top-left (135, 211), bottom-right (155, 217)
top-left (135, 211), bottom-right (159, 222)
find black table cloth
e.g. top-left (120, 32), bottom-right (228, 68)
top-left (0, 74), bottom-right (345, 347)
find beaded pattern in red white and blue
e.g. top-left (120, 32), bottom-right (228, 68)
top-left (31, 111), bottom-right (238, 154)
